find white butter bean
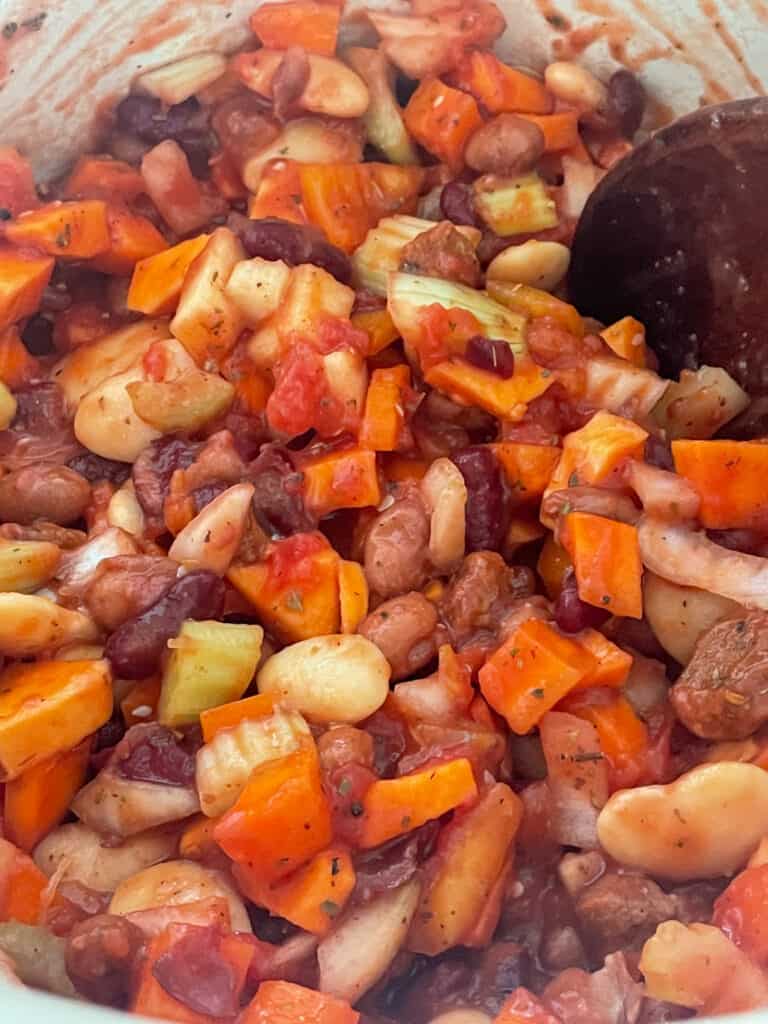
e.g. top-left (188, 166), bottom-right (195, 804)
top-left (544, 61), bottom-right (607, 113)
top-left (597, 761), bottom-right (768, 880)
top-left (258, 633), bottom-right (390, 724)
top-left (486, 240), bottom-right (570, 292)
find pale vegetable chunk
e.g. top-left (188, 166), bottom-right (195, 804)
top-left (158, 619), bottom-right (264, 728)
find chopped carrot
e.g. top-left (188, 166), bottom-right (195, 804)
top-left (351, 308), bottom-right (399, 355)
top-left (426, 357), bottom-right (553, 419)
top-left (573, 629), bottom-right (633, 689)
top-left (601, 315), bottom-right (647, 367)
top-left (200, 693), bottom-right (278, 743)
top-left (487, 281), bottom-right (584, 336)
top-left (250, 1), bottom-right (340, 56)
top-left (302, 448), bottom-right (381, 516)
top-left (537, 534), bottom-right (572, 600)
top-left (518, 112), bottom-right (581, 151)
top-left (562, 511), bottom-right (643, 619)
top-left (479, 618), bottom-right (597, 735)
top-left (209, 152), bottom-right (248, 201)
top-left (672, 439), bottom-right (768, 529)
top-left (0, 247), bottom-right (54, 332)
top-left (242, 980), bottom-right (359, 1024)
top-left (132, 925), bottom-right (254, 1024)
top-left (565, 691), bottom-right (649, 784)
top-left (463, 858), bottom-right (514, 948)
top-left (248, 160), bottom-right (307, 225)
top-left (235, 846), bottom-right (356, 935)
top-left (90, 205), bottom-right (167, 275)
top-left (228, 533), bottom-right (341, 643)
top-left (361, 163), bottom-right (425, 224)
top-left (62, 156), bottom-right (146, 202)
top-left (382, 454), bottom-right (429, 482)
top-left (404, 78), bottom-right (483, 170)
top-left (4, 740), bottom-right (90, 852)
top-left (120, 677), bottom-right (161, 727)
top-left (359, 758), bottom-right (477, 849)
top-left (493, 987), bottom-right (561, 1024)
top-left (6, 199), bottom-right (111, 258)
top-left (493, 442), bottom-right (561, 501)
top-left (338, 559), bottom-right (369, 634)
top-left (359, 364), bottom-right (411, 451)
top-left (450, 51), bottom-right (553, 115)
top-left (0, 325), bottom-right (40, 387)
top-left (0, 837), bottom-right (48, 924)
top-left (0, 659), bottom-right (113, 781)
top-left (214, 744), bottom-right (333, 881)
top-left (126, 234), bottom-right (210, 316)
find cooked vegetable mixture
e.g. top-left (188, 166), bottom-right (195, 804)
top-left (0, 2), bottom-right (764, 1022)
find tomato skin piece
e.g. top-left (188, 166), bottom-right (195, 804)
top-left (713, 864), bottom-right (768, 963)
top-left (0, 147), bottom-right (38, 218)
top-left (266, 343), bottom-right (327, 437)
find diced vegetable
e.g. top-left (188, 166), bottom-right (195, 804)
top-left (235, 846), bottom-right (355, 935)
top-left (582, 353), bottom-right (669, 418)
top-left (408, 783), bottom-right (522, 954)
top-left (473, 173), bottom-right (559, 236)
top-left (540, 710), bottom-right (608, 847)
top-left (359, 758), bottom-right (477, 848)
top-left (600, 315), bottom-right (647, 367)
top-left (250, 1), bottom-right (340, 56)
top-left (479, 618), bottom-right (597, 734)
top-left (492, 443), bottom-right (561, 501)
top-left (247, 159), bottom-right (307, 224)
top-left (486, 280), bottom-right (584, 336)
top-left (517, 111), bottom-right (581, 151)
top-left (426, 358), bottom-right (552, 419)
top-left (158, 620), bottom-right (264, 728)
top-left (672, 439), bottom-right (768, 529)
top-left (653, 365), bottom-right (749, 440)
top-left (228, 534), bottom-right (341, 643)
top-left (573, 629), bottom-right (633, 689)
top-left (345, 47), bottom-right (419, 165)
top-left (200, 693), bottom-right (278, 743)
top-left (121, 677), bottom-right (161, 727)
top-left (338, 559), bottom-right (369, 634)
top-left (562, 511), bottom-right (643, 619)
top-left (0, 659), bottom-right (112, 781)
top-left (91, 205), bottom-right (167, 275)
top-left (225, 257), bottom-right (291, 325)
top-left (0, 839), bottom-right (48, 925)
top-left (450, 51), bottom-right (553, 114)
top-left (0, 539), bottom-right (59, 593)
top-left (493, 988), bottom-right (561, 1024)
top-left (241, 980), bottom-right (359, 1024)
top-left (0, 247), bottom-right (54, 333)
top-left (170, 227), bottom-right (246, 366)
top-left (63, 156), bottom-right (145, 202)
top-left (238, 117), bottom-right (363, 194)
top-left (136, 52), bottom-right (227, 105)
top-left (4, 740), bottom-right (90, 851)
top-left (0, 325), bottom-right (40, 388)
top-left (127, 234), bottom-right (210, 316)
top-left (302, 448), bottom-right (381, 516)
top-left (403, 78), bottom-right (483, 169)
top-left (214, 744), bottom-right (333, 881)
top-left (6, 200), bottom-right (111, 258)
top-left (196, 708), bottom-right (309, 817)
top-left (714, 863), bottom-right (768, 963)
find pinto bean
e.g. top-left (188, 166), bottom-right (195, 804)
top-left (573, 872), bottom-right (678, 959)
top-left (363, 489), bottom-right (430, 599)
top-left (358, 592), bottom-right (439, 680)
top-left (440, 551), bottom-right (534, 641)
top-left (0, 464), bottom-right (91, 525)
top-left (399, 221), bottom-right (481, 288)
top-left (465, 114), bottom-right (545, 176)
top-left (66, 914), bottom-right (145, 1005)
top-left (670, 612), bottom-right (768, 739)
top-left (84, 556), bottom-right (180, 632)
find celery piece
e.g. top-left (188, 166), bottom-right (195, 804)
top-left (652, 365), bottom-right (749, 440)
top-left (388, 271), bottom-right (528, 358)
top-left (158, 620), bottom-right (264, 727)
top-left (473, 173), bottom-right (559, 236)
top-left (352, 215), bottom-right (444, 296)
top-left (345, 47), bottom-right (419, 166)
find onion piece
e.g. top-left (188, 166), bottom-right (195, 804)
top-left (317, 879), bottom-right (420, 1003)
top-left (168, 482), bottom-right (254, 575)
top-left (643, 571), bottom-right (741, 665)
top-left (638, 516), bottom-right (768, 610)
top-left (0, 922), bottom-right (75, 997)
top-left (540, 711), bottom-right (607, 849)
top-left (626, 461), bottom-right (699, 521)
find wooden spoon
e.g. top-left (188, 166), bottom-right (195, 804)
top-left (570, 98), bottom-right (768, 398)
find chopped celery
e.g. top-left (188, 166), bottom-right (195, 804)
top-left (473, 172), bottom-right (559, 236)
top-left (196, 709), bottom-right (310, 816)
top-left (352, 215), bottom-right (445, 296)
top-left (345, 47), bottom-right (419, 166)
top-left (388, 272), bottom-right (528, 357)
top-left (158, 619), bottom-right (264, 727)
top-left (652, 365), bottom-right (749, 440)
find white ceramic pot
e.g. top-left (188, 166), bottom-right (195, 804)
top-left (1, 2), bottom-right (767, 1022)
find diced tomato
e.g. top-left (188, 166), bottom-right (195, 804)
top-left (714, 864), bottom-right (768, 963)
top-left (0, 147), bottom-right (38, 217)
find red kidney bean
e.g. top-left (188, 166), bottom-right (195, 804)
top-left (0, 464), bottom-right (91, 524)
top-left (115, 724), bottom-right (197, 787)
top-left (116, 96), bottom-right (212, 176)
top-left (132, 437), bottom-right (201, 522)
top-left (21, 314), bottom-right (55, 355)
top-left (607, 69), bottom-right (646, 139)
top-left (104, 570), bottom-right (226, 679)
top-left (553, 569), bottom-right (611, 633)
top-left (354, 820), bottom-right (440, 902)
top-left (152, 925), bottom-right (241, 1017)
top-left (706, 528), bottom-right (768, 556)
top-left (69, 452), bottom-right (132, 486)
top-left (440, 181), bottom-right (481, 227)
top-left (66, 914), bottom-right (145, 1005)
top-left (465, 336), bottom-right (516, 379)
top-left (452, 446), bottom-right (508, 552)
top-left (644, 435), bottom-right (674, 471)
top-left (227, 212), bottom-right (352, 284)
top-left (246, 445), bottom-right (316, 538)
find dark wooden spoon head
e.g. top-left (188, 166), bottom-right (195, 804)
top-left (569, 97), bottom-right (768, 395)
